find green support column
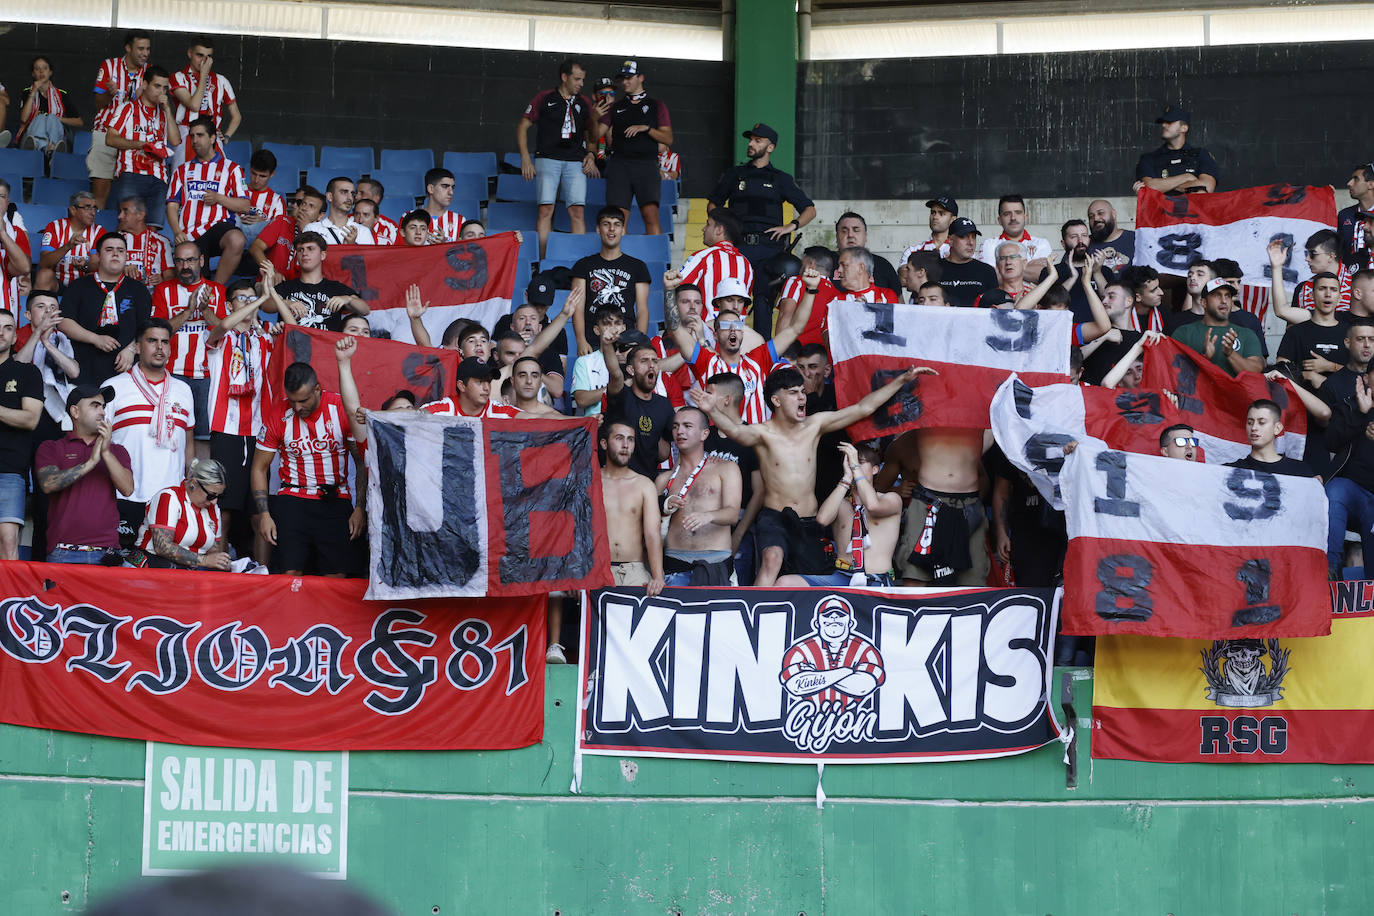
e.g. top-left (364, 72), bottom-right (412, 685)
top-left (732, 0), bottom-right (798, 171)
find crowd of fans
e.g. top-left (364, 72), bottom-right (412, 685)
top-left (1, 32), bottom-right (1372, 665)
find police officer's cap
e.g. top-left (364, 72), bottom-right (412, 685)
top-left (925, 195), bottom-right (958, 216)
top-left (1155, 105), bottom-right (1191, 124)
top-left (742, 123), bottom-right (779, 145)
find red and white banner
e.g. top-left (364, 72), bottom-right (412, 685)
top-left (1134, 184), bottom-right (1336, 287)
top-left (364, 411), bottom-right (613, 600)
top-left (991, 377), bottom-right (1330, 638)
top-left (0, 561), bottom-right (544, 750)
top-left (320, 233), bottom-right (520, 343)
top-left (831, 303), bottom-right (1073, 438)
top-left (267, 326), bottom-right (459, 411)
top-left (1141, 338), bottom-right (1306, 463)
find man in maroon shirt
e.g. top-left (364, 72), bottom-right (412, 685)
top-left (34, 384), bottom-right (134, 563)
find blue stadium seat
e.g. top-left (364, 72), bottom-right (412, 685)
top-left (621, 234), bottom-right (671, 263)
top-left (72, 132), bottom-right (92, 156)
top-left (518, 230), bottom-right (540, 264)
top-left (368, 169), bottom-right (424, 202)
top-left (48, 152), bottom-right (88, 181)
top-left (18, 204), bottom-right (65, 234)
top-left (0, 148), bottom-right (45, 180)
top-left (319, 145), bottom-right (374, 172)
top-left (94, 210), bottom-right (118, 232)
top-left (660, 179), bottom-right (679, 214)
top-left (306, 167), bottom-right (350, 193)
top-left (515, 257), bottom-right (534, 290)
top-left (486, 201), bottom-right (537, 232)
top-left (502, 152), bottom-right (524, 171)
top-left (495, 173), bottom-right (538, 203)
top-left (450, 173), bottom-right (489, 203)
top-left (443, 151), bottom-right (498, 179)
top-left (584, 178), bottom-right (607, 208)
top-left (262, 142), bottom-right (314, 177)
top-left (268, 172), bottom-right (299, 197)
top-left (544, 234), bottom-right (597, 263)
top-left (222, 140), bottom-right (252, 166)
top-left (451, 199), bottom-right (481, 224)
top-left (31, 178), bottom-right (85, 207)
top-left (381, 148), bottom-right (435, 172)
top-left (378, 197), bottom-right (413, 223)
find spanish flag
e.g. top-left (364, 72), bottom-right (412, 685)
top-left (1093, 581), bottom-right (1374, 763)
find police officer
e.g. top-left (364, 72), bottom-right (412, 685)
top-left (1133, 105), bottom-right (1219, 194)
top-left (708, 122), bottom-right (816, 338)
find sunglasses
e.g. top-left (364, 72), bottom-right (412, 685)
top-left (717, 319), bottom-right (745, 330)
top-left (1169, 436), bottom-right (1200, 448)
top-left (195, 480), bottom-right (225, 501)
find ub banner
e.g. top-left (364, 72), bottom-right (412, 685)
top-left (268, 327), bottom-right (459, 410)
top-left (991, 378), bottom-right (1330, 638)
top-left (577, 586), bottom-right (1063, 764)
top-left (1094, 582), bottom-right (1374, 764)
top-left (364, 411), bottom-right (612, 600)
top-left (830, 303), bottom-right (1072, 438)
top-left (320, 233), bottom-right (519, 344)
top-left (1134, 184), bottom-right (1336, 286)
top-left (0, 561), bottom-right (544, 751)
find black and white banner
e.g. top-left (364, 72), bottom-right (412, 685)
top-left (576, 586), bottom-right (1063, 765)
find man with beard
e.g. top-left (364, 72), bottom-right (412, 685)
top-left (657, 405), bottom-right (741, 585)
top-left (939, 218), bottom-right (996, 307)
top-left (899, 194), bottom-right (956, 264)
top-left (1040, 219), bottom-right (1095, 321)
top-left (598, 416), bottom-right (665, 593)
top-left (1171, 278), bottom-right (1263, 376)
top-left (151, 241), bottom-right (228, 460)
top-left (978, 195), bottom-right (1051, 279)
top-left (508, 356), bottom-right (562, 417)
top-left (249, 185), bottom-right (323, 278)
top-left (1320, 316), bottom-right (1374, 407)
top-left (604, 339), bottom-right (673, 478)
top-left (1085, 199), bottom-right (1135, 277)
top-left (572, 206), bottom-right (650, 351)
top-left (1134, 105), bottom-right (1218, 194)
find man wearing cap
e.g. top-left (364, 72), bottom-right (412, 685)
top-left (517, 58), bottom-right (599, 259)
top-left (422, 357), bottom-right (520, 419)
top-left (939, 218), bottom-right (996, 307)
top-left (707, 122), bottom-right (817, 334)
top-left (899, 196), bottom-right (956, 265)
top-left (1171, 278), bottom-right (1263, 376)
top-left (598, 60), bottom-right (672, 236)
top-left (35, 384), bottom-right (134, 563)
top-left (1133, 105), bottom-right (1218, 194)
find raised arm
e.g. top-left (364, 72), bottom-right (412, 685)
top-left (1015, 260), bottom-right (1064, 310)
top-left (662, 270), bottom-right (698, 359)
top-left (602, 327), bottom-right (626, 397)
top-left (525, 286), bottom-right (580, 358)
top-left (1079, 251), bottom-right (1112, 342)
top-left (692, 385), bottom-right (761, 447)
top-left (1102, 330), bottom-right (1160, 389)
top-left (818, 366), bottom-right (937, 435)
top-left (207, 286), bottom-right (268, 347)
top-left (334, 336), bottom-right (368, 443)
top-left (770, 266), bottom-right (822, 355)
top-left (1266, 239), bottom-right (1309, 326)
top-left (404, 283), bottom-right (433, 348)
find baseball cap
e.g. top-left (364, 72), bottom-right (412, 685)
top-left (455, 357), bottom-right (498, 382)
top-left (617, 329), bottom-right (653, 350)
top-left (66, 383), bottom-right (115, 410)
top-left (978, 289), bottom-right (1015, 309)
top-left (595, 77), bottom-right (615, 92)
top-left (816, 595), bottom-right (854, 618)
top-left (948, 217), bottom-right (980, 237)
top-left (712, 276), bottom-right (753, 304)
top-left (1204, 277), bottom-right (1236, 295)
top-left (525, 274), bottom-right (555, 309)
top-left (742, 122), bottom-right (779, 144)
top-left (1155, 105), bottom-right (1191, 124)
top-left (618, 60), bottom-right (641, 77)
top-left (925, 194), bottom-right (959, 215)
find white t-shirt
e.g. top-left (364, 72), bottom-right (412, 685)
top-left (103, 370), bottom-right (195, 504)
top-left (303, 218), bottom-right (375, 246)
top-left (979, 233), bottom-right (1053, 266)
top-left (570, 351), bottom-right (610, 417)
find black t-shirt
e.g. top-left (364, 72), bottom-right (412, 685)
top-left (705, 428), bottom-right (758, 513)
top-left (0, 356), bottom-right (43, 474)
top-left (1167, 307), bottom-right (1269, 358)
top-left (1082, 329), bottom-right (1142, 386)
top-left (1278, 316), bottom-right (1350, 388)
top-left (1225, 455), bottom-right (1319, 478)
top-left (1088, 230), bottom-right (1136, 278)
top-left (1135, 143), bottom-right (1220, 183)
top-left (60, 275), bottom-right (152, 385)
top-left (274, 278), bottom-right (360, 332)
top-left (1320, 366), bottom-right (1361, 410)
top-left (572, 252), bottom-right (649, 337)
top-left (605, 386), bottom-right (673, 478)
top-left (939, 258), bottom-right (997, 307)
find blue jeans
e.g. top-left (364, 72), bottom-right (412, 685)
top-left (47, 548), bottom-right (109, 565)
top-left (1326, 477), bottom-right (1374, 573)
top-left (110, 172), bottom-right (168, 229)
top-left (534, 157), bottom-right (586, 207)
top-left (0, 472), bottom-right (25, 525)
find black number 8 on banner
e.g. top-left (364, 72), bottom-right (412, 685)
top-left (1095, 555), bottom-right (1279, 627)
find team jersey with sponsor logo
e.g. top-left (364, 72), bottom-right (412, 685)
top-left (689, 340), bottom-right (778, 425)
top-left (151, 278), bottom-right (229, 378)
top-left (167, 154), bottom-right (246, 240)
top-left (104, 369), bottom-right (195, 504)
top-left (256, 390), bottom-right (353, 500)
top-left (781, 634), bottom-right (885, 709)
top-left (122, 228), bottom-right (171, 289)
top-left (426, 210), bottom-right (464, 243)
top-left (420, 397), bottom-right (520, 419)
top-left (171, 67), bottom-right (237, 131)
top-left (92, 57), bottom-right (146, 133)
top-left (680, 241), bottom-right (753, 322)
top-left (41, 218), bottom-right (102, 289)
top-left (137, 481), bottom-right (222, 557)
top-left (108, 99), bottom-right (170, 181)
top-left (206, 327), bottom-right (272, 436)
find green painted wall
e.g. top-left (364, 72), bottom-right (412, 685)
top-left (4, 668), bottom-right (1373, 914)
top-left (732, 0), bottom-right (799, 171)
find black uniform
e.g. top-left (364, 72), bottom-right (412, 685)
top-left (708, 161), bottom-right (815, 337)
top-left (603, 93), bottom-right (669, 212)
top-left (1135, 143), bottom-right (1219, 187)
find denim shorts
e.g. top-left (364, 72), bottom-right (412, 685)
top-left (0, 472), bottom-right (26, 525)
top-left (535, 157), bottom-right (586, 207)
top-left (48, 547), bottom-right (109, 565)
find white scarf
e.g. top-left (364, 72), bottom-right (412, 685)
top-left (129, 365), bottom-right (174, 449)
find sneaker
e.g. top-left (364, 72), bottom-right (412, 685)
top-left (0, 131), bottom-right (11, 148)
top-left (546, 643), bottom-right (567, 664)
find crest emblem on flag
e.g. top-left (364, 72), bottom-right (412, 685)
top-left (1200, 638), bottom-right (1290, 708)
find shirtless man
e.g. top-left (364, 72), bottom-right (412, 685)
top-left (509, 356), bottom-right (562, 417)
top-left (777, 441), bottom-right (901, 588)
top-left (875, 423), bottom-right (992, 587)
top-left (655, 406), bottom-right (742, 585)
top-left (600, 418), bottom-right (666, 596)
top-left (695, 364), bottom-right (934, 586)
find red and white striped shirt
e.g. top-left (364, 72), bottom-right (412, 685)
top-left (797, 282), bottom-right (896, 350)
top-left (900, 238), bottom-right (950, 264)
top-left (1126, 307), bottom-right (1165, 333)
top-left (122, 228), bottom-right (171, 289)
top-left (41, 219), bottom-right (102, 289)
top-left (151, 279), bottom-right (230, 378)
top-left (680, 242), bottom-right (753, 321)
top-left (256, 390), bottom-right (353, 500)
top-left (246, 185), bottom-right (285, 223)
top-left (372, 215), bottom-right (399, 247)
top-left (206, 328), bottom-right (271, 436)
top-left (420, 397), bottom-right (520, 419)
top-left (0, 222), bottom-right (30, 312)
top-left (171, 67), bottom-right (237, 132)
top-left (167, 154), bottom-right (246, 240)
top-left (689, 341), bottom-right (778, 425)
top-left (92, 56), bottom-right (146, 133)
top-left (1294, 264), bottom-right (1353, 312)
top-left (137, 482), bottom-right (222, 557)
top-left (426, 210), bottom-right (464, 242)
top-left (108, 99), bottom-right (171, 181)
top-left (1236, 284), bottom-right (1272, 324)
top-left (781, 634), bottom-right (885, 710)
